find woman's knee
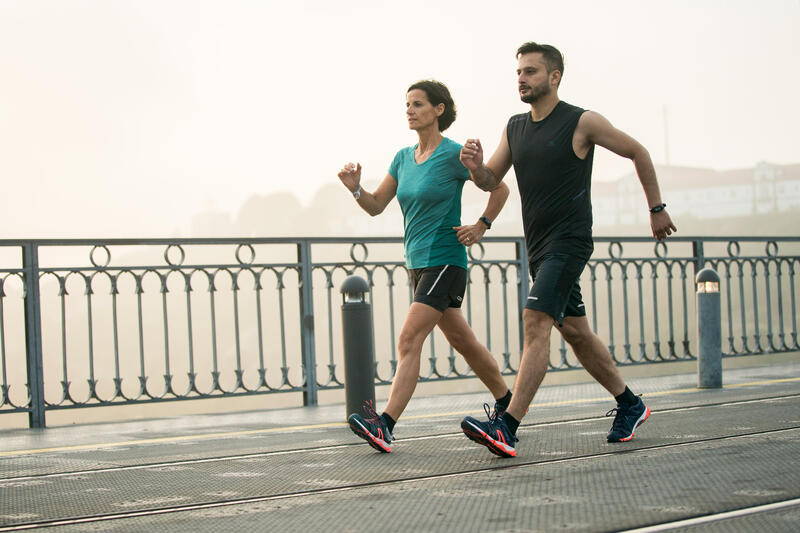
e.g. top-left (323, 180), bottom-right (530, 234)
top-left (397, 329), bottom-right (425, 356)
top-left (437, 310), bottom-right (478, 354)
top-left (444, 329), bottom-right (475, 354)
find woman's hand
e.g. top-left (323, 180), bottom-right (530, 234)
top-left (454, 223), bottom-right (487, 246)
top-left (338, 162), bottom-right (362, 193)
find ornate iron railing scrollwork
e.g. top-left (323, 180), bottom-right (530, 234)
top-left (0, 236), bottom-right (797, 427)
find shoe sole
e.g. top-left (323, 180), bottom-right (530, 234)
top-left (461, 419), bottom-right (516, 458)
top-left (609, 405), bottom-right (651, 443)
top-left (349, 418), bottom-right (392, 453)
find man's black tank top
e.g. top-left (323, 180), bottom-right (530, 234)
top-left (506, 100), bottom-right (594, 263)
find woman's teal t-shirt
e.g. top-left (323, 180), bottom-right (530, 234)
top-left (389, 137), bottom-right (470, 270)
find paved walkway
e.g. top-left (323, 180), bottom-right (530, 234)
top-left (1, 360), bottom-right (799, 532)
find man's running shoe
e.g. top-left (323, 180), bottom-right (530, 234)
top-left (606, 396), bottom-right (650, 442)
top-left (348, 401), bottom-right (393, 453)
top-left (460, 403), bottom-right (518, 458)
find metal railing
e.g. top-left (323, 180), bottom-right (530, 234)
top-left (0, 236), bottom-right (797, 428)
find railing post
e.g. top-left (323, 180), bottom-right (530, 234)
top-left (298, 240), bottom-right (318, 406)
top-left (692, 239), bottom-right (705, 273)
top-left (22, 242), bottom-right (46, 428)
top-left (340, 275), bottom-right (375, 419)
top-left (696, 267), bottom-right (722, 388)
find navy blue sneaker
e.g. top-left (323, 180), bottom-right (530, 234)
top-left (461, 403), bottom-right (518, 458)
top-left (606, 396), bottom-right (650, 442)
top-left (348, 401), bottom-right (394, 453)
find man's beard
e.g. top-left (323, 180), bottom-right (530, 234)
top-left (520, 83), bottom-right (550, 104)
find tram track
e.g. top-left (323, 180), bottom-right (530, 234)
top-left (2, 392), bottom-right (798, 484)
top-left (618, 496), bottom-right (800, 532)
top-left (1, 397), bottom-right (799, 531)
top-left (1, 426), bottom-right (798, 531)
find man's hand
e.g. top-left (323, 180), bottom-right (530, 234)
top-left (651, 210), bottom-right (677, 241)
top-left (459, 139), bottom-right (484, 171)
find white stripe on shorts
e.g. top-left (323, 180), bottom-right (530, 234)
top-left (426, 265), bottom-right (450, 296)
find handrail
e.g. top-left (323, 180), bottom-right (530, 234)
top-left (0, 236), bottom-right (797, 427)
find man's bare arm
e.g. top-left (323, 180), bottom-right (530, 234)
top-left (578, 111), bottom-right (677, 240)
top-left (470, 164), bottom-right (500, 191)
top-left (460, 125), bottom-right (513, 191)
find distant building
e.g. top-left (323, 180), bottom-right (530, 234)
top-left (460, 161), bottom-right (800, 232)
top-left (593, 162), bottom-right (800, 227)
top-left (197, 162), bottom-right (800, 239)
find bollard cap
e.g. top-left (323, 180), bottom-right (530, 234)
top-left (696, 267), bottom-right (720, 293)
top-left (341, 275), bottom-right (370, 303)
top-left (695, 268), bottom-right (720, 283)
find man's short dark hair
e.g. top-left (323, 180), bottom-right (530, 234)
top-left (407, 80), bottom-right (457, 132)
top-left (516, 42), bottom-right (565, 78)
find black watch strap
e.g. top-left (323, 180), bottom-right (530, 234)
top-left (479, 216), bottom-right (492, 229)
top-left (649, 203), bottom-right (666, 214)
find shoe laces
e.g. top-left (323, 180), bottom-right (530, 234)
top-left (483, 402), bottom-right (501, 422)
top-left (362, 400), bottom-right (393, 441)
top-left (483, 403), bottom-right (518, 443)
top-left (362, 400), bottom-right (381, 424)
top-left (605, 397), bottom-right (640, 429)
top-left (605, 407), bottom-right (627, 434)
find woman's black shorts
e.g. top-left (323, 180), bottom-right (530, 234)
top-left (408, 265), bottom-right (467, 312)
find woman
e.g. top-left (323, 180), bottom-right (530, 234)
top-left (338, 80), bottom-right (511, 453)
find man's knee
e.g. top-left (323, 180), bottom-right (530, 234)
top-left (523, 309), bottom-right (554, 343)
top-left (560, 323), bottom-right (584, 345)
top-left (559, 317), bottom-right (595, 350)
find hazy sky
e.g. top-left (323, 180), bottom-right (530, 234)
top-left (2, 0), bottom-right (799, 237)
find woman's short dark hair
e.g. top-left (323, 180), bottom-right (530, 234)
top-left (516, 42), bottom-right (565, 78)
top-left (407, 80), bottom-right (457, 131)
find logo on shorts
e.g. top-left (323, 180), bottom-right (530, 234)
top-left (528, 296), bottom-right (539, 300)
top-left (456, 296), bottom-right (463, 302)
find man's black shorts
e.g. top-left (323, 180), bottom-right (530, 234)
top-left (408, 265), bottom-right (467, 312)
top-left (525, 253), bottom-right (587, 325)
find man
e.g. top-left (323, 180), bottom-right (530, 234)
top-left (459, 42), bottom-right (676, 458)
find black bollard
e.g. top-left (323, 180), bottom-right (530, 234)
top-left (341, 275), bottom-right (376, 419)
top-left (696, 267), bottom-right (722, 388)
